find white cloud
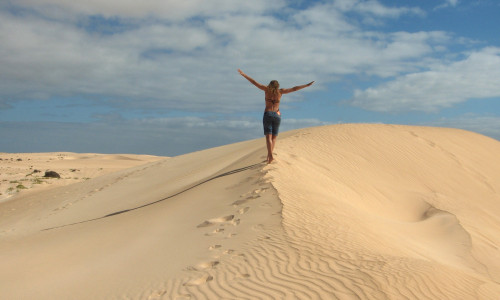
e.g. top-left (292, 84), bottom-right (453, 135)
top-left (14, 0), bottom-right (424, 21)
top-left (435, 0), bottom-right (459, 10)
top-left (349, 47), bottom-right (500, 112)
top-left (1, 1), bottom-right (446, 113)
top-left (10, 0), bottom-right (283, 19)
top-left (333, 0), bottom-right (425, 19)
top-left (0, 0), bottom-right (473, 115)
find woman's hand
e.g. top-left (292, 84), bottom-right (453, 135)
top-left (237, 69), bottom-right (267, 90)
top-left (307, 81), bottom-right (315, 86)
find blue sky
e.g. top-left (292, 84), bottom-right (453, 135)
top-left (1, 0), bottom-right (499, 156)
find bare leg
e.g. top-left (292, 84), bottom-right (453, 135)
top-left (265, 134), bottom-right (273, 164)
top-left (271, 135), bottom-right (277, 153)
top-left (265, 134), bottom-right (278, 164)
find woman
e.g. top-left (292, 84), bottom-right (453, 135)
top-left (238, 69), bottom-right (314, 164)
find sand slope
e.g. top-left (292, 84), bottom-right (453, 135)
top-left (1, 124), bottom-right (500, 299)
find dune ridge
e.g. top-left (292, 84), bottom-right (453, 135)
top-left (265, 124), bottom-right (500, 299)
top-left (1, 124), bottom-right (500, 299)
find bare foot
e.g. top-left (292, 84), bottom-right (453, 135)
top-left (267, 155), bottom-right (274, 164)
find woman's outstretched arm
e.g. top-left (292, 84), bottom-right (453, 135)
top-left (238, 69), bottom-right (267, 91)
top-left (281, 81), bottom-right (315, 94)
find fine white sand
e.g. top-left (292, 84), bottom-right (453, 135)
top-left (1, 124), bottom-right (499, 299)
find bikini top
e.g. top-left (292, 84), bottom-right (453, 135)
top-left (266, 98), bottom-right (279, 103)
top-left (265, 98), bottom-right (280, 112)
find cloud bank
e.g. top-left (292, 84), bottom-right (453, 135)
top-left (1, 0), bottom-right (458, 113)
top-left (349, 47), bottom-right (500, 112)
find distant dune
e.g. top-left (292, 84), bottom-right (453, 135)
top-left (1, 124), bottom-right (499, 299)
top-left (0, 152), bottom-right (165, 203)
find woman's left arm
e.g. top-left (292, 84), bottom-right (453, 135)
top-left (281, 81), bottom-right (315, 94)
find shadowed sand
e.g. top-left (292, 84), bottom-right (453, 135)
top-left (1, 124), bottom-right (500, 299)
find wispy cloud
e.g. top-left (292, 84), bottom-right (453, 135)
top-left (349, 47), bottom-right (500, 112)
top-left (435, 0), bottom-right (459, 10)
top-left (10, 0), bottom-right (281, 19)
top-left (333, 0), bottom-right (425, 18)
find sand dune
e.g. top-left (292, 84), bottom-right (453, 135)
top-left (0, 152), bottom-right (164, 203)
top-left (1, 124), bottom-right (500, 299)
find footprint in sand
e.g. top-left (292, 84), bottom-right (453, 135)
top-left (208, 244), bottom-right (222, 250)
top-left (252, 224), bottom-right (265, 231)
top-left (238, 207), bottom-right (250, 214)
top-left (232, 199), bottom-right (248, 206)
top-left (232, 195), bottom-right (260, 206)
top-left (183, 274), bottom-right (213, 286)
top-left (204, 228), bottom-right (224, 236)
top-left (230, 253), bottom-right (247, 262)
top-left (253, 187), bottom-right (268, 194)
top-left (148, 290), bottom-right (166, 300)
top-left (187, 261), bottom-right (220, 271)
top-left (197, 215), bottom-right (234, 228)
top-left (196, 261), bottom-right (219, 270)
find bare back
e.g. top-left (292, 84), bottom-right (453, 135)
top-left (264, 88), bottom-right (282, 112)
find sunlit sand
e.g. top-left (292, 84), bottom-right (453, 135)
top-left (1, 124), bottom-right (499, 299)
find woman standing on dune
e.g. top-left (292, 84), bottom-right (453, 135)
top-left (238, 69), bottom-right (314, 164)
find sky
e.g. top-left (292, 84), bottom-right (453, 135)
top-left (1, 0), bottom-right (499, 156)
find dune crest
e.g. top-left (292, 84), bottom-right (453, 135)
top-left (268, 124), bottom-right (500, 298)
top-left (1, 124), bottom-right (500, 299)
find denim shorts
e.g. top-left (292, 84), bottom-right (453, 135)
top-left (263, 111), bottom-right (281, 136)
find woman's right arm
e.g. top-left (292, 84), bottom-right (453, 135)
top-left (238, 69), bottom-right (267, 91)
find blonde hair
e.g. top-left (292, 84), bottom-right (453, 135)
top-left (268, 80), bottom-right (280, 95)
